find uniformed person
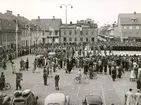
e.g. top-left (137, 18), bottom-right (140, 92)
top-left (55, 74), bottom-right (60, 90)
top-left (16, 73), bottom-right (22, 90)
top-left (43, 67), bottom-right (48, 86)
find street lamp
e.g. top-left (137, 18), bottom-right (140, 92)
top-left (60, 4), bottom-right (73, 58)
top-left (13, 19), bottom-right (18, 57)
top-left (60, 4), bottom-right (73, 25)
top-left (25, 24), bottom-right (31, 54)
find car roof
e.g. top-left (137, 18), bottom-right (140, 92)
top-left (13, 92), bottom-right (32, 101)
top-left (86, 95), bottom-right (102, 104)
top-left (45, 93), bottom-right (66, 104)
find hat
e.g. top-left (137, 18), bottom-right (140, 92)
top-left (137, 89), bottom-right (140, 92)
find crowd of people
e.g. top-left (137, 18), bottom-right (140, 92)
top-left (0, 42), bottom-right (141, 104)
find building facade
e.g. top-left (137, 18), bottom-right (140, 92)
top-left (60, 22), bottom-right (98, 44)
top-left (118, 12), bottom-right (141, 42)
top-left (31, 17), bottom-right (62, 44)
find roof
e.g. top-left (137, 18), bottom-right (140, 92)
top-left (0, 12), bottom-right (4, 19)
top-left (45, 93), bottom-right (66, 104)
top-left (118, 13), bottom-right (141, 25)
top-left (0, 19), bottom-right (16, 32)
top-left (31, 19), bottom-right (62, 30)
top-left (60, 23), bottom-right (97, 29)
top-left (86, 95), bottom-right (102, 104)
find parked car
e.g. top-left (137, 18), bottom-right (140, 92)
top-left (11, 89), bottom-right (38, 105)
top-left (82, 94), bottom-right (103, 105)
top-left (0, 93), bottom-right (11, 105)
top-left (45, 93), bottom-right (70, 105)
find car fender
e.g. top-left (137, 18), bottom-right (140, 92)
top-left (2, 96), bottom-right (11, 105)
top-left (66, 95), bottom-right (70, 105)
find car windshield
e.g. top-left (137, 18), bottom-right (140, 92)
top-left (13, 100), bottom-right (25, 105)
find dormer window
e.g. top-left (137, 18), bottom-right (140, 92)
top-left (132, 19), bottom-right (137, 22)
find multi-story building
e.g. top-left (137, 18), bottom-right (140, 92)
top-left (60, 20), bottom-right (98, 44)
top-left (0, 10), bottom-right (36, 50)
top-left (31, 16), bottom-right (62, 44)
top-left (0, 18), bottom-right (20, 50)
top-left (118, 12), bottom-right (141, 42)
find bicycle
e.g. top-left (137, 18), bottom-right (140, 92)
top-left (3, 83), bottom-right (11, 90)
top-left (74, 74), bottom-right (90, 84)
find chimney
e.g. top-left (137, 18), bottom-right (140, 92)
top-left (53, 16), bottom-right (55, 19)
top-left (17, 14), bottom-right (20, 17)
top-left (38, 16), bottom-right (40, 19)
top-left (134, 12), bottom-right (137, 14)
top-left (6, 10), bottom-right (12, 14)
top-left (70, 21), bottom-right (72, 24)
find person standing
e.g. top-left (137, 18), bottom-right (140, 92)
top-left (134, 89), bottom-right (141, 105)
top-left (125, 88), bottom-right (135, 105)
top-left (3, 59), bottom-right (6, 70)
top-left (1, 72), bottom-right (5, 89)
top-left (33, 59), bottom-right (37, 73)
top-left (43, 67), bottom-right (48, 86)
top-left (12, 62), bottom-right (16, 74)
top-left (25, 58), bottom-right (29, 71)
top-left (55, 74), bottom-right (60, 90)
top-left (16, 73), bottom-right (22, 90)
top-left (111, 66), bottom-right (116, 81)
top-left (137, 79), bottom-right (141, 90)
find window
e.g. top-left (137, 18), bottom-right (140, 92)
top-left (42, 38), bottom-right (45, 44)
top-left (69, 37), bottom-right (72, 42)
top-left (86, 31), bottom-right (88, 35)
top-left (91, 37), bottom-right (94, 42)
top-left (49, 31), bottom-right (52, 35)
top-left (86, 38), bottom-right (89, 42)
top-left (80, 31), bottom-right (83, 35)
top-left (136, 26), bottom-right (139, 29)
top-left (63, 37), bottom-right (66, 42)
top-left (69, 31), bottom-right (72, 35)
top-left (80, 37), bottom-right (83, 42)
top-left (129, 26), bottom-right (132, 30)
top-left (75, 38), bottom-right (77, 41)
top-left (64, 31), bottom-right (66, 35)
top-left (55, 31), bottom-right (58, 35)
top-left (136, 32), bottom-right (139, 36)
top-left (132, 19), bottom-right (137, 22)
top-left (74, 30), bottom-right (76, 35)
top-left (124, 26), bottom-right (127, 29)
top-left (92, 32), bottom-right (93, 35)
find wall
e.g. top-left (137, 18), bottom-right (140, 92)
top-left (60, 27), bottom-right (97, 44)
top-left (31, 30), bottom-right (43, 45)
top-left (121, 25), bottom-right (141, 39)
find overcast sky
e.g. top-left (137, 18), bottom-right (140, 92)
top-left (0, 0), bottom-right (141, 26)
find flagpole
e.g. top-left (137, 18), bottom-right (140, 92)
top-left (15, 19), bottom-right (18, 57)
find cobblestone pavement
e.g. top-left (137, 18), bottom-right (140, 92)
top-left (0, 54), bottom-right (136, 105)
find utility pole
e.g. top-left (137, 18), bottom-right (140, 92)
top-left (15, 19), bottom-right (18, 57)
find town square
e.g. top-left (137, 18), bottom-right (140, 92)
top-left (0, 0), bottom-right (141, 105)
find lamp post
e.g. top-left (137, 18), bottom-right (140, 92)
top-left (26, 24), bottom-right (31, 54)
top-left (60, 4), bottom-right (73, 25)
top-left (14, 19), bottom-right (18, 58)
top-left (60, 4), bottom-right (73, 58)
